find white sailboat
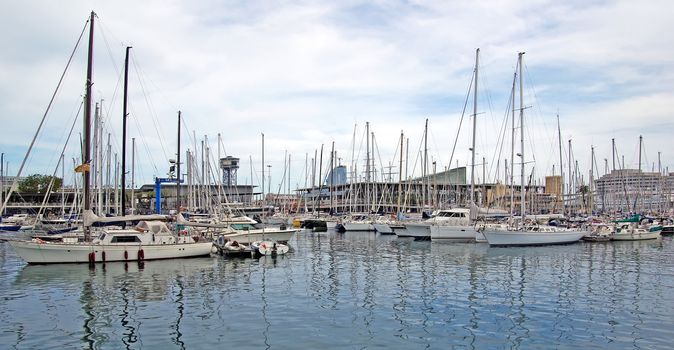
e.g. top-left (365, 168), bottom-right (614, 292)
top-left (7, 12), bottom-right (214, 264)
top-left (482, 53), bottom-right (588, 247)
top-left (431, 49), bottom-right (482, 243)
top-left (9, 220), bottom-right (213, 264)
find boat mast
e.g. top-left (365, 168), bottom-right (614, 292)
top-left (365, 121), bottom-right (370, 212)
top-left (131, 137), bottom-right (135, 214)
top-left (509, 70), bottom-right (516, 218)
top-left (397, 130), bottom-right (403, 214)
top-left (557, 114), bottom-right (565, 216)
top-left (330, 141), bottom-right (335, 214)
top-left (590, 145), bottom-right (595, 215)
top-left (518, 52), bottom-right (525, 220)
top-left (318, 144), bottom-right (324, 214)
top-left (423, 118), bottom-right (428, 208)
top-left (637, 135), bottom-right (642, 213)
top-left (176, 111), bottom-right (181, 213)
top-left (471, 48), bottom-right (479, 204)
top-left (83, 11), bottom-right (95, 238)
top-left (121, 46), bottom-right (130, 217)
top-left (261, 133), bottom-right (265, 206)
top-left (569, 140), bottom-right (575, 216)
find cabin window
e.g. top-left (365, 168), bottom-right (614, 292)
top-left (98, 233), bottom-right (106, 241)
top-left (111, 236), bottom-right (141, 243)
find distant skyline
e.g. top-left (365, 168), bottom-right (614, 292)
top-left (2, 1), bottom-right (673, 193)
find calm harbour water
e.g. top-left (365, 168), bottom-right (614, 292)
top-left (1, 231), bottom-right (674, 349)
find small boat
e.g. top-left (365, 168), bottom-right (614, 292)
top-left (220, 224), bottom-right (299, 244)
top-left (213, 236), bottom-right (254, 257)
top-left (341, 214), bottom-right (375, 232)
top-left (612, 222), bottom-right (661, 241)
top-left (608, 214), bottom-right (661, 241)
top-left (582, 223), bottom-right (614, 242)
top-left (482, 224), bottom-right (587, 247)
top-left (251, 240), bottom-right (289, 256)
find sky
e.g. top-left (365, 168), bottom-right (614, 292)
top-left (1, 0), bottom-right (673, 194)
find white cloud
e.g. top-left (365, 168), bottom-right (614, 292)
top-left (2, 0), bottom-right (674, 192)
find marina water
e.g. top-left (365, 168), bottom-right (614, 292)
top-left (2, 231), bottom-right (673, 349)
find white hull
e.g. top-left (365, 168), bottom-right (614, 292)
top-left (402, 223), bottom-right (431, 240)
top-left (223, 228), bottom-right (298, 244)
top-left (8, 240), bottom-right (213, 264)
top-left (343, 222), bottom-right (374, 231)
top-left (326, 221), bottom-right (338, 229)
top-left (373, 223), bottom-right (394, 234)
top-left (483, 229), bottom-right (586, 246)
top-left (611, 231), bottom-right (660, 241)
top-left (430, 225), bottom-right (476, 241)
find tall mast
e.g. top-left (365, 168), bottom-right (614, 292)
top-left (131, 138), bottom-right (135, 214)
top-left (96, 102), bottom-right (103, 214)
top-left (83, 11), bottom-right (95, 237)
top-left (470, 48), bottom-right (479, 204)
top-left (318, 144), bottom-right (324, 213)
top-left (569, 140), bottom-right (575, 216)
top-left (121, 46), bottom-right (131, 216)
top-left (176, 111), bottom-right (181, 212)
top-left (518, 52), bottom-right (525, 219)
top-left (261, 133), bottom-right (265, 204)
top-left (638, 135), bottom-right (642, 213)
top-left (590, 145), bottom-right (595, 214)
top-left (424, 118), bottom-right (428, 208)
top-left (365, 122), bottom-right (370, 211)
top-left (330, 141), bottom-right (335, 214)
top-left (397, 130), bottom-right (403, 214)
top-left (557, 114), bottom-right (565, 215)
top-left (509, 70), bottom-right (516, 218)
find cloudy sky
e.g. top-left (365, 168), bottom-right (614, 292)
top-left (1, 0), bottom-right (673, 193)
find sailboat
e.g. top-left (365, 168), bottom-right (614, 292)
top-left (482, 53), bottom-right (588, 247)
top-left (430, 48), bottom-right (482, 242)
top-left (8, 12), bottom-right (214, 263)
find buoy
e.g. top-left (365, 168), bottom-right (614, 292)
top-left (138, 249), bottom-right (145, 261)
top-left (88, 252), bottom-right (95, 264)
top-left (124, 250), bottom-right (128, 260)
top-left (101, 251), bottom-right (106, 262)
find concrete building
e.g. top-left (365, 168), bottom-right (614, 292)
top-left (594, 169), bottom-right (674, 214)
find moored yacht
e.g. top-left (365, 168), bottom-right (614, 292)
top-left (429, 208), bottom-right (477, 242)
top-left (8, 219), bottom-right (214, 264)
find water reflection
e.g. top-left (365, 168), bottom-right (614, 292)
top-left (2, 232), bottom-right (674, 349)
